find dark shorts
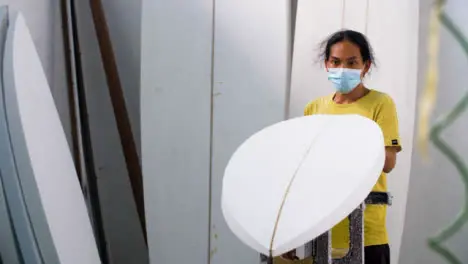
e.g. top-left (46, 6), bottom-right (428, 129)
top-left (365, 244), bottom-right (390, 264)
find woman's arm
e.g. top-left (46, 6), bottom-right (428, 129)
top-left (383, 146), bottom-right (398, 173)
top-left (375, 95), bottom-right (402, 174)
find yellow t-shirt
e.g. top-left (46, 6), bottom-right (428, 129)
top-left (303, 89), bottom-right (401, 248)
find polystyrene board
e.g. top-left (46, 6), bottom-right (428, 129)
top-left (0, 172), bottom-right (21, 264)
top-left (0, 9), bottom-right (21, 264)
top-left (365, 0), bottom-right (419, 262)
top-left (289, 0), bottom-right (343, 119)
top-left (289, 3), bottom-right (344, 257)
top-left (210, 1), bottom-right (290, 263)
top-left (342, 0), bottom-right (369, 32)
top-left (140, 1), bottom-right (213, 263)
top-left (0, 7), bottom-right (44, 264)
top-left (3, 12), bottom-right (100, 264)
top-left (222, 114), bottom-right (385, 256)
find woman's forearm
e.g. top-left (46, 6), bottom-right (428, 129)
top-left (383, 147), bottom-right (397, 173)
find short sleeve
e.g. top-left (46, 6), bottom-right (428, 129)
top-left (375, 95), bottom-right (402, 151)
top-left (304, 101), bottom-right (316, 116)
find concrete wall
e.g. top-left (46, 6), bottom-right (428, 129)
top-left (399, 0), bottom-right (468, 263)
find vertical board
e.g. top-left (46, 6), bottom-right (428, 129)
top-left (140, 1), bottom-right (213, 263)
top-left (289, 0), bottom-right (343, 118)
top-left (366, 0), bottom-right (419, 262)
top-left (290, 2), bottom-right (343, 257)
top-left (0, 10), bottom-right (22, 264)
top-left (0, 7), bottom-right (41, 264)
top-left (342, 0), bottom-right (369, 32)
top-left (0, 174), bottom-right (21, 264)
top-left (209, 1), bottom-right (290, 263)
top-left (4, 12), bottom-right (100, 264)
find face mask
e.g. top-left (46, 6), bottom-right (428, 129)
top-left (327, 68), bottom-right (362, 94)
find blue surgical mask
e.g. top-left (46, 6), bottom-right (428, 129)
top-left (327, 68), bottom-right (362, 94)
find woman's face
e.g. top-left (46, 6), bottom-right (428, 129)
top-left (325, 40), bottom-right (370, 78)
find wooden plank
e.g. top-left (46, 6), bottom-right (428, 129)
top-left (209, 1), bottom-right (290, 263)
top-left (365, 0), bottom-right (419, 262)
top-left (140, 1), bottom-right (213, 263)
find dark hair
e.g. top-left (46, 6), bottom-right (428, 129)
top-left (318, 29), bottom-right (376, 67)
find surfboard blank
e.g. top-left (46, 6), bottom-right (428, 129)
top-left (140, 1), bottom-right (213, 263)
top-left (342, 0), bottom-right (368, 32)
top-left (289, 0), bottom-right (343, 118)
top-left (0, 172), bottom-right (21, 264)
top-left (209, 0), bottom-right (291, 263)
top-left (222, 114), bottom-right (385, 256)
top-left (2, 11), bottom-right (100, 264)
top-left (365, 0), bottom-right (419, 261)
top-left (0, 7), bottom-right (41, 264)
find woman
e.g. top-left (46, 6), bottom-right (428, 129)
top-left (280, 30), bottom-right (401, 264)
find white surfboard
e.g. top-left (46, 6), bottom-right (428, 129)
top-left (0, 7), bottom-right (40, 264)
top-left (365, 1), bottom-right (419, 261)
top-left (289, 2), bottom-right (344, 257)
top-left (289, 0), bottom-right (343, 118)
top-left (0, 173), bottom-right (21, 264)
top-left (209, 0), bottom-right (291, 263)
top-left (2, 11), bottom-right (101, 264)
top-left (221, 114), bottom-right (385, 256)
top-left (140, 1), bottom-right (213, 263)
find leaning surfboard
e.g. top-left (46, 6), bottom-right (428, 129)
top-left (221, 114), bottom-right (385, 256)
top-left (2, 11), bottom-right (101, 264)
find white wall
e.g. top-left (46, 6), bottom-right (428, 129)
top-left (400, 0), bottom-right (468, 263)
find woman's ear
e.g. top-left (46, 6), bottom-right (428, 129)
top-left (324, 60), bottom-right (329, 72)
top-left (362, 61), bottom-right (371, 77)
